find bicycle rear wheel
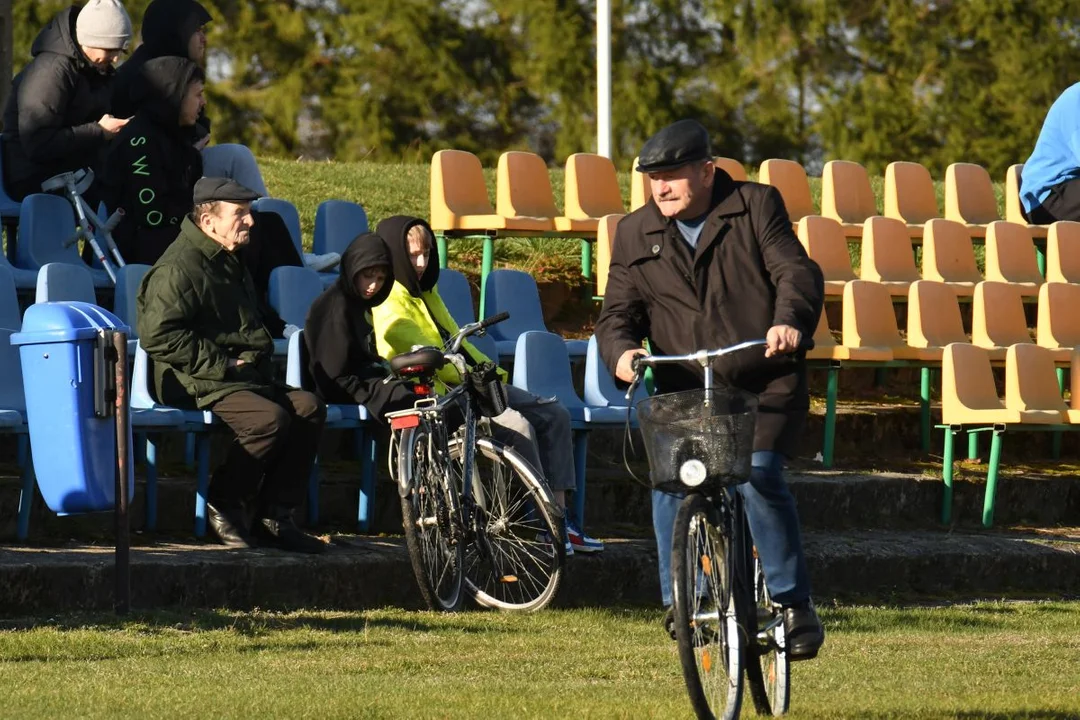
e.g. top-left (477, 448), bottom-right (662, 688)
top-left (672, 493), bottom-right (743, 720)
top-left (745, 550), bottom-right (791, 716)
top-left (398, 425), bottom-right (464, 612)
top-left (451, 437), bottom-right (565, 612)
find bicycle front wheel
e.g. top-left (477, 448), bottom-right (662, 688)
top-left (451, 437), bottom-right (565, 612)
top-left (672, 493), bottom-right (743, 720)
top-left (398, 425), bottom-right (465, 612)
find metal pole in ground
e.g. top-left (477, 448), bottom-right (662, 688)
top-left (113, 330), bottom-right (131, 615)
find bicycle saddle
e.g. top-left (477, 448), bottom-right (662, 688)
top-left (390, 346), bottom-right (446, 377)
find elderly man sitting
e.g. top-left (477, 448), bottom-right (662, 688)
top-left (136, 177), bottom-right (327, 553)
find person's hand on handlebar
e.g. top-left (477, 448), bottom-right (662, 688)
top-left (616, 348), bottom-right (648, 383)
top-left (765, 325), bottom-right (802, 357)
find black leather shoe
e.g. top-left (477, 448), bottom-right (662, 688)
top-left (206, 502), bottom-right (254, 548)
top-left (783, 600), bottom-right (825, 661)
top-left (256, 514), bottom-right (327, 554)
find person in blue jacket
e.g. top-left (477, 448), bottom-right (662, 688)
top-left (1021, 82), bottom-right (1080, 223)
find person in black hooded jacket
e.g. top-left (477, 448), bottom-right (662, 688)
top-left (2, 2), bottom-right (133, 201)
top-left (111, 0), bottom-right (212, 142)
top-left (99, 55), bottom-right (205, 265)
top-left (304, 232), bottom-right (421, 421)
top-left (111, 0), bottom-right (268, 196)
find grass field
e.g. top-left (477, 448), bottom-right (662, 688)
top-left (1, 601), bottom-right (1077, 719)
top-left (258, 158), bottom-right (1007, 283)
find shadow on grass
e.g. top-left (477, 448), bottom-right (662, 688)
top-left (0, 607), bottom-right (524, 637)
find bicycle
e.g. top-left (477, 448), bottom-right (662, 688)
top-left (41, 169), bottom-right (126, 283)
top-left (626, 339), bottom-right (791, 720)
top-left (386, 311), bottom-right (566, 612)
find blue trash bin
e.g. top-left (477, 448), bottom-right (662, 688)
top-left (11, 301), bottom-right (133, 515)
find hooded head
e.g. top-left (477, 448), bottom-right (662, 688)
top-left (376, 215), bottom-right (439, 298)
top-left (139, 0), bottom-right (213, 62)
top-left (133, 56), bottom-right (204, 129)
top-left (340, 232), bottom-right (394, 308)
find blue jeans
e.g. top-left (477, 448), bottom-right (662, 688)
top-left (653, 450), bottom-right (810, 607)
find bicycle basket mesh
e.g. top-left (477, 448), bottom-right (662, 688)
top-left (635, 388), bottom-right (758, 492)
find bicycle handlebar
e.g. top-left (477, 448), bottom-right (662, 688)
top-left (631, 339), bottom-right (769, 373)
top-left (446, 312), bottom-right (509, 355)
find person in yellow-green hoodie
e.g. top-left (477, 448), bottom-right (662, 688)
top-left (372, 215), bottom-right (604, 555)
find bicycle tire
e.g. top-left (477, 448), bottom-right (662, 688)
top-left (398, 425), bottom-right (465, 612)
top-left (451, 436), bottom-right (565, 612)
top-left (744, 550), bottom-right (791, 716)
top-left (672, 493), bottom-right (743, 720)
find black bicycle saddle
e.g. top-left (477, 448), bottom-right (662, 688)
top-left (389, 346), bottom-right (446, 377)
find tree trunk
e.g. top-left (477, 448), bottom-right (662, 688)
top-left (0, 0), bottom-right (11, 118)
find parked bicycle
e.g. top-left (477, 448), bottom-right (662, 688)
top-left (627, 339), bottom-right (790, 720)
top-left (42, 169), bottom-right (126, 283)
top-left (387, 311), bottom-right (565, 612)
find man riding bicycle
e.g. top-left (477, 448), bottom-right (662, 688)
top-left (595, 119), bottom-right (826, 660)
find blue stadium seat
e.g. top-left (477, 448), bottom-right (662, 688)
top-left (0, 251), bottom-right (38, 291)
top-left (512, 330), bottom-right (624, 528)
top-left (112, 264), bottom-right (151, 356)
top-left (16, 194), bottom-right (111, 287)
top-left (253, 197), bottom-right (303, 258)
top-left (439, 268), bottom-right (475, 328)
top-left (313, 199), bottom-right (368, 257)
top-left (481, 269), bottom-right (588, 361)
top-left (267, 265), bottom-right (326, 328)
top-left (0, 265), bottom-right (22, 330)
top-left (35, 262), bottom-right (96, 304)
top-left (286, 330), bottom-right (377, 529)
top-left (0, 328), bottom-right (34, 539)
top-left (132, 343), bottom-right (215, 535)
top-left (583, 335), bottom-right (646, 425)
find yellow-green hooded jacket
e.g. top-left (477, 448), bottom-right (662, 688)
top-left (371, 215), bottom-right (507, 394)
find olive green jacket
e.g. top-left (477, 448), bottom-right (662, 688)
top-left (136, 217), bottom-right (277, 409)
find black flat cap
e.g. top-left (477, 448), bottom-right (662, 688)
top-left (636, 119), bottom-right (712, 173)
top-left (193, 177), bottom-right (260, 205)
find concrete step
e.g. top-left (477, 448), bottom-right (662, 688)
top-left (1, 527), bottom-right (1078, 614)
top-left (4, 465), bottom-right (1078, 541)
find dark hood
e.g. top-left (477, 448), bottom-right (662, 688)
top-left (339, 232), bottom-right (394, 308)
top-left (31, 7), bottom-right (90, 69)
top-left (376, 215), bottom-right (439, 298)
top-left (133, 56), bottom-right (200, 128)
top-left (140, 0), bottom-right (213, 58)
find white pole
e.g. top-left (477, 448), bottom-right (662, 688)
top-left (597, 0), bottom-right (612, 158)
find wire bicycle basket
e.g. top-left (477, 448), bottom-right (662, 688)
top-left (636, 387), bottom-right (758, 493)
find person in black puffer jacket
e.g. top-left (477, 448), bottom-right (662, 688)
top-left (1, 1), bottom-right (133, 201)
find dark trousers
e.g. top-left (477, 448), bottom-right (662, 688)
top-left (1023, 177), bottom-right (1080, 224)
top-left (208, 389), bottom-right (326, 514)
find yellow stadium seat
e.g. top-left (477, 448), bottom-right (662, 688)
top-left (564, 153), bottom-right (625, 226)
top-left (1005, 164), bottom-right (1050, 239)
top-left (842, 279), bottom-right (938, 361)
top-left (713, 157), bottom-right (748, 182)
top-left (884, 161), bottom-right (939, 240)
top-left (796, 216), bottom-right (856, 297)
top-left (595, 213), bottom-right (624, 297)
top-left (1045, 221), bottom-right (1080, 283)
top-left (921, 218), bottom-right (982, 297)
top-left (972, 281), bottom-right (1032, 360)
top-left (1036, 281), bottom-right (1080, 358)
top-left (759, 159), bottom-right (815, 223)
top-left (859, 216), bottom-right (920, 296)
top-left (984, 221), bottom-right (1042, 297)
top-left (944, 162), bottom-right (1000, 238)
top-left (431, 149), bottom-right (552, 232)
top-left (806, 306), bottom-right (892, 362)
top-left (1004, 344), bottom-right (1067, 422)
top-left (494, 151), bottom-right (563, 232)
top-left (941, 343), bottom-right (1017, 425)
top-left (907, 281), bottom-right (967, 354)
top-left (821, 160), bottom-right (877, 238)
top-left (629, 156), bottom-right (648, 212)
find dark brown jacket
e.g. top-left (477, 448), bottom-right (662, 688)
top-left (595, 172), bottom-right (824, 456)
